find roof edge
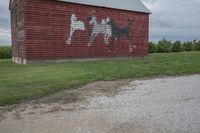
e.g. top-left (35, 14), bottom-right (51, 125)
top-left (57, 0), bottom-right (151, 14)
top-left (9, 0), bottom-right (11, 10)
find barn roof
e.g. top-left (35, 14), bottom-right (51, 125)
top-left (57, 0), bottom-right (151, 13)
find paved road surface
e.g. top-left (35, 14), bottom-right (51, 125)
top-left (0, 75), bottom-right (200, 133)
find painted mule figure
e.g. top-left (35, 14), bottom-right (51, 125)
top-left (66, 14), bottom-right (85, 45)
top-left (88, 16), bottom-right (112, 47)
top-left (107, 19), bottom-right (136, 50)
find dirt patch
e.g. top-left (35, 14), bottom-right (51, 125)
top-left (0, 79), bottom-right (132, 121)
top-left (0, 110), bottom-right (6, 122)
top-left (35, 79), bottom-right (134, 107)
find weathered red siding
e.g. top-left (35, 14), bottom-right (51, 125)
top-left (10, 0), bottom-right (149, 64)
top-left (10, 0), bottom-right (26, 64)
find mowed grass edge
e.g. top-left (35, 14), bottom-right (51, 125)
top-left (0, 51), bottom-right (200, 106)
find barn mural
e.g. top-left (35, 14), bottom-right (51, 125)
top-left (66, 14), bottom-right (136, 53)
top-left (10, 0), bottom-right (150, 64)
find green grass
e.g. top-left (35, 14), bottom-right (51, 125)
top-left (0, 51), bottom-right (200, 106)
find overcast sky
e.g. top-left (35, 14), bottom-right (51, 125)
top-left (0, 0), bottom-right (200, 45)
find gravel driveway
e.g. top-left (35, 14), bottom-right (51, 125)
top-left (0, 75), bottom-right (200, 133)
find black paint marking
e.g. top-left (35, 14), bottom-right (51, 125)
top-left (107, 19), bottom-right (135, 50)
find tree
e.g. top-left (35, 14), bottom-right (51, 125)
top-left (172, 41), bottom-right (183, 52)
top-left (157, 38), bottom-right (172, 53)
top-left (194, 40), bottom-right (200, 51)
top-left (183, 41), bottom-right (194, 51)
top-left (148, 42), bottom-right (157, 53)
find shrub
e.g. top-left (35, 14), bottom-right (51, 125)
top-left (183, 42), bottom-right (194, 51)
top-left (148, 42), bottom-right (157, 53)
top-left (194, 40), bottom-right (200, 51)
top-left (157, 38), bottom-right (172, 53)
top-left (172, 41), bottom-right (183, 52)
top-left (0, 46), bottom-right (12, 59)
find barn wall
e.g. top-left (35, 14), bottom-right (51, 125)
top-left (20, 0), bottom-right (149, 61)
top-left (10, 0), bottom-right (26, 64)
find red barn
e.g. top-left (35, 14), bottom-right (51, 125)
top-left (9, 0), bottom-right (150, 64)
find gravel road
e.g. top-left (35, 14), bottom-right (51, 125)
top-left (0, 75), bottom-right (200, 133)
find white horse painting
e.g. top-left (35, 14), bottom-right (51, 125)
top-left (66, 14), bottom-right (85, 45)
top-left (88, 16), bottom-right (112, 47)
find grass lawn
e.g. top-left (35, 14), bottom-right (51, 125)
top-left (0, 51), bottom-right (200, 106)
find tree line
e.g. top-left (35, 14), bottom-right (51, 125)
top-left (149, 39), bottom-right (200, 53)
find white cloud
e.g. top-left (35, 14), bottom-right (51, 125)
top-left (0, 28), bottom-right (11, 45)
top-left (0, 28), bottom-right (11, 37)
top-left (0, 0), bottom-right (10, 45)
top-left (142, 0), bottom-right (200, 41)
